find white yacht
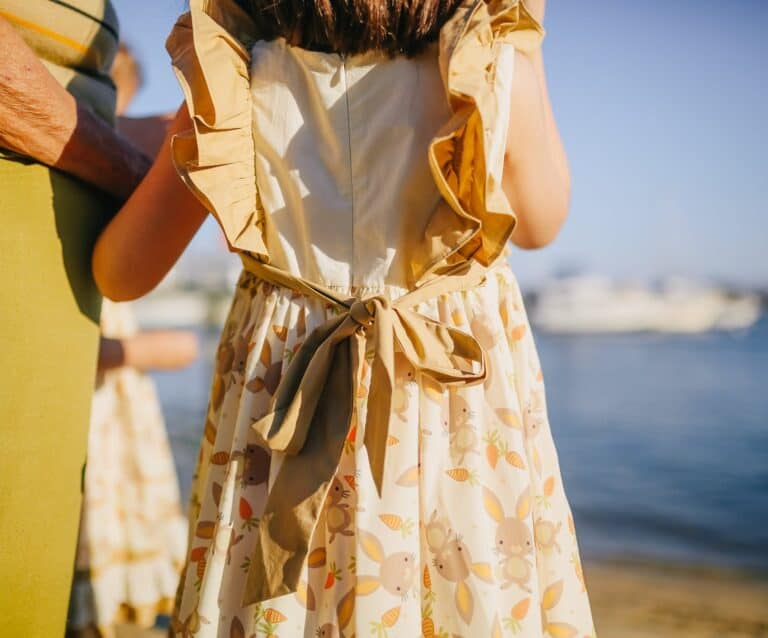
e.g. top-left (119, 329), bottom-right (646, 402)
top-left (529, 275), bottom-right (762, 334)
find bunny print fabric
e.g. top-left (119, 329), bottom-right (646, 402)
top-left (170, 263), bottom-right (595, 637)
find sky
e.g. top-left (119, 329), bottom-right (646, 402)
top-left (112, 0), bottom-right (768, 287)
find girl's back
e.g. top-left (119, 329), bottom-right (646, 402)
top-left (248, 39), bottom-right (451, 289)
top-left (97, 0), bottom-right (596, 635)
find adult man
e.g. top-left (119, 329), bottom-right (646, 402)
top-left (0, 2), bottom-right (157, 634)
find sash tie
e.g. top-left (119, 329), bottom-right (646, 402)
top-left (239, 254), bottom-right (487, 605)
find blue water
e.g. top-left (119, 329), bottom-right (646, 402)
top-left (152, 315), bottom-right (768, 574)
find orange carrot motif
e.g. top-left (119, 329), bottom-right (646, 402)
top-left (379, 514), bottom-right (414, 537)
top-left (324, 561), bottom-right (342, 589)
top-left (381, 606), bottom-right (400, 627)
top-left (505, 450), bottom-right (526, 469)
top-left (239, 497), bottom-right (252, 520)
top-left (307, 547), bottom-right (326, 568)
top-left (195, 521), bottom-right (215, 539)
top-left (189, 546), bottom-right (207, 562)
top-left (445, 467), bottom-right (478, 485)
top-left (210, 451), bottom-right (230, 465)
top-left (395, 465), bottom-right (419, 487)
top-left (203, 418), bottom-right (217, 444)
top-left (262, 608), bottom-right (287, 623)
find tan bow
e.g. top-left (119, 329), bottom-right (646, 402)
top-left (239, 254), bottom-right (487, 605)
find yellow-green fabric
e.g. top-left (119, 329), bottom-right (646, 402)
top-left (0, 0), bottom-right (119, 125)
top-left (0, 158), bottom-right (116, 635)
top-left (0, 1), bottom-right (118, 633)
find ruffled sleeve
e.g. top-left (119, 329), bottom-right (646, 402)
top-left (416, 0), bottom-right (544, 282)
top-left (166, 0), bottom-right (269, 260)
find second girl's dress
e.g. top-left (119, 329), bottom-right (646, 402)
top-left (69, 300), bottom-right (188, 635)
top-left (167, 0), bottom-right (596, 635)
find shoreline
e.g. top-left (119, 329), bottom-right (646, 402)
top-left (585, 558), bottom-right (768, 638)
top-left (114, 558), bottom-right (768, 637)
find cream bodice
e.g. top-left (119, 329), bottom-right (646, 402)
top-left (250, 40), bottom-right (452, 291)
top-left (250, 40), bottom-right (524, 292)
top-left (167, 0), bottom-right (544, 290)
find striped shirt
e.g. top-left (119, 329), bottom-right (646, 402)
top-left (0, 0), bottom-right (119, 124)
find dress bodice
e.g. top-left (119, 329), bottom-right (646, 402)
top-left (167, 0), bottom-right (545, 290)
top-left (250, 39), bottom-right (452, 292)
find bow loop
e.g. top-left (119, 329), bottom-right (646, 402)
top-left (349, 296), bottom-right (387, 328)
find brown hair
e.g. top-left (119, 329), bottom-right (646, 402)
top-left (234, 0), bottom-right (463, 57)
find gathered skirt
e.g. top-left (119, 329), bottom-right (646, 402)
top-left (171, 261), bottom-right (595, 637)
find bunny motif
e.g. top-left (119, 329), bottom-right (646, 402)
top-left (392, 351), bottom-right (415, 420)
top-left (449, 394), bottom-right (480, 465)
top-left (523, 389), bottom-right (547, 442)
top-left (326, 476), bottom-right (355, 544)
top-left (356, 529), bottom-right (416, 599)
top-left (423, 510), bottom-right (494, 624)
top-left (481, 486), bottom-right (534, 592)
top-left (216, 323), bottom-right (255, 389)
top-left (534, 517), bottom-right (562, 554)
top-left (470, 312), bottom-right (503, 391)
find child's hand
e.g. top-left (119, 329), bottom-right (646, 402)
top-left (123, 330), bottom-right (200, 372)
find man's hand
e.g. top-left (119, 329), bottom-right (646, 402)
top-left (0, 15), bottom-right (151, 200)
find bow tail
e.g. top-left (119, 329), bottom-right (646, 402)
top-left (363, 303), bottom-right (396, 496)
top-left (243, 334), bottom-right (360, 605)
top-left (252, 314), bottom-right (347, 454)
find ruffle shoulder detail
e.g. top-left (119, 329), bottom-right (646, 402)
top-left (166, 0), bottom-right (269, 259)
top-left (417, 0), bottom-right (544, 281)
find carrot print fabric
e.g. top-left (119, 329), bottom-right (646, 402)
top-left (171, 264), bottom-right (595, 636)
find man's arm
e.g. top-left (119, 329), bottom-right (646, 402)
top-left (0, 16), bottom-right (151, 200)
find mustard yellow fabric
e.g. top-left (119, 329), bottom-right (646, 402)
top-left (166, 0), bottom-right (594, 635)
top-left (165, 0), bottom-right (268, 258)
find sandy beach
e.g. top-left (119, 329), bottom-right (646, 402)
top-left (585, 560), bottom-right (768, 638)
top-left (113, 559), bottom-right (768, 638)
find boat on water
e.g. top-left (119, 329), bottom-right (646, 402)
top-left (528, 275), bottom-right (763, 334)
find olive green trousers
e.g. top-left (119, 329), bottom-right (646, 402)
top-left (0, 157), bottom-right (115, 635)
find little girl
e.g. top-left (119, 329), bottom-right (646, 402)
top-left (93, 0), bottom-right (596, 635)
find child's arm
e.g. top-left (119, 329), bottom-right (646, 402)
top-left (98, 330), bottom-right (199, 373)
top-left (117, 113), bottom-right (175, 159)
top-left (92, 107), bottom-right (208, 301)
top-left (503, 0), bottom-right (571, 249)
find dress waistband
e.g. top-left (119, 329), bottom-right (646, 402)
top-left (238, 252), bottom-right (489, 605)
